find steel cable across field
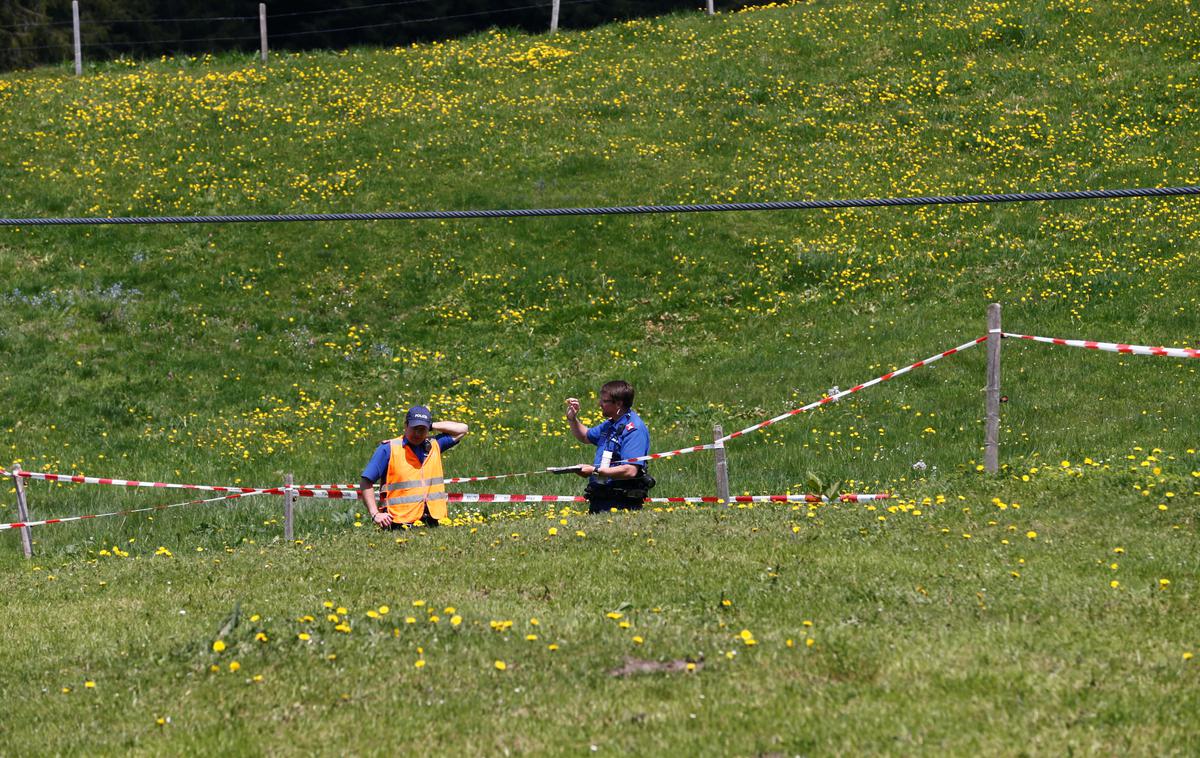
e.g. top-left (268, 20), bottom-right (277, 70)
top-left (1, 186), bottom-right (1197, 227)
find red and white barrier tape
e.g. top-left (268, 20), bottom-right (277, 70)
top-left (450, 492), bottom-right (893, 504)
top-left (11, 469), bottom-right (270, 494)
top-left (0, 490), bottom-right (263, 531)
top-left (233, 488), bottom-right (899, 506)
top-left (418, 335), bottom-right (989, 483)
top-left (8, 336), bottom-right (984, 496)
top-left (1003, 333), bottom-right (1200, 359)
top-left (0, 488), bottom-right (891, 531)
top-left (714, 335), bottom-right (988, 446)
top-left (268, 486), bottom-right (359, 500)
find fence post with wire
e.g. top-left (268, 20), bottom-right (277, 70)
top-left (259, 3), bottom-right (268, 63)
top-left (11, 466), bottom-right (35, 558)
top-left (985, 303), bottom-right (1002, 474)
top-left (71, 1), bottom-right (82, 75)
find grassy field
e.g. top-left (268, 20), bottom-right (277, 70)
top-left (1, 0), bottom-right (1199, 753)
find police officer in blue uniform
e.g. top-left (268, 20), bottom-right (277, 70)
top-left (565, 380), bottom-right (655, 513)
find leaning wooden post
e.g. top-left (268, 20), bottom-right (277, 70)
top-left (713, 425), bottom-right (730, 503)
top-left (984, 303), bottom-right (1002, 474)
top-left (12, 466), bottom-right (34, 559)
top-left (259, 4), bottom-right (269, 64)
top-left (283, 473), bottom-right (295, 541)
top-left (550, 0), bottom-right (560, 33)
top-left (72, 1), bottom-right (82, 76)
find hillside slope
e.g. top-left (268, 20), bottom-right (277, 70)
top-left (0, 0), bottom-right (1197, 530)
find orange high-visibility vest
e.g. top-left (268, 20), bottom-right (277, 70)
top-left (381, 438), bottom-right (447, 523)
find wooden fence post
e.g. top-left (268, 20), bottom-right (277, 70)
top-left (550, 0), bottom-right (560, 34)
top-left (713, 425), bottom-right (730, 502)
top-left (706, 0), bottom-right (715, 16)
top-left (12, 466), bottom-right (34, 559)
top-left (283, 473), bottom-right (294, 540)
top-left (259, 4), bottom-right (269, 64)
top-left (72, 1), bottom-right (82, 75)
top-left (984, 303), bottom-right (1002, 474)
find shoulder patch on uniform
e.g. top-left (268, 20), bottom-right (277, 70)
top-left (625, 422), bottom-right (636, 432)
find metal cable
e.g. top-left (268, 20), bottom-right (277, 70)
top-left (271, 0), bottom-right (448, 19)
top-left (2, 186), bottom-right (1197, 227)
top-left (270, 0), bottom-right (588, 38)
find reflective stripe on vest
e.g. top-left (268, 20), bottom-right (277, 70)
top-left (383, 477), bottom-right (445, 492)
top-left (384, 492), bottom-right (450, 505)
top-left (382, 437), bottom-right (447, 523)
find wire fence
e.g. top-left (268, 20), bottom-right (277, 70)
top-left (0, 0), bottom-right (725, 69)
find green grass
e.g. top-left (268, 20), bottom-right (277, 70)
top-left (1, 0), bottom-right (1199, 752)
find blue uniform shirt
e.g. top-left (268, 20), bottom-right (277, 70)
top-left (586, 409), bottom-right (651, 481)
top-left (361, 433), bottom-right (458, 483)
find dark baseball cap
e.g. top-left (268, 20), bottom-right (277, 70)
top-left (405, 405), bottom-right (433, 429)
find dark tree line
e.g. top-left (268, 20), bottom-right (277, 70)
top-left (1, 0), bottom-right (762, 72)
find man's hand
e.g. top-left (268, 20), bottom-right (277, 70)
top-left (372, 511), bottom-right (392, 528)
top-left (565, 397), bottom-right (581, 421)
top-left (576, 464), bottom-right (595, 478)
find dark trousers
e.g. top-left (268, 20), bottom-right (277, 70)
top-left (584, 476), bottom-right (652, 514)
top-left (585, 494), bottom-right (645, 514)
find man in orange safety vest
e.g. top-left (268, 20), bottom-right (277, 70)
top-left (360, 405), bottom-right (469, 528)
